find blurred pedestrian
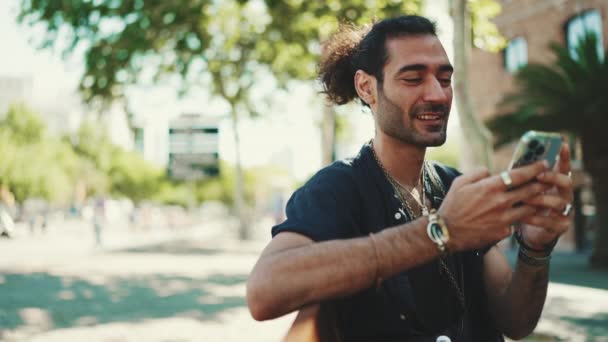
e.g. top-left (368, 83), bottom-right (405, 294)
top-left (93, 197), bottom-right (106, 247)
top-left (0, 186), bottom-right (16, 238)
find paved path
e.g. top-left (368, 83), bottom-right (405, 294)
top-left (0, 218), bottom-right (295, 342)
top-left (1, 218), bottom-right (607, 341)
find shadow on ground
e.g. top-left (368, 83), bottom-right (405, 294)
top-left (562, 313), bottom-right (608, 339)
top-left (516, 333), bottom-right (568, 341)
top-left (117, 239), bottom-right (259, 256)
top-left (0, 272), bottom-right (248, 331)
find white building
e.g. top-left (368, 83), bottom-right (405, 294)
top-left (0, 76), bottom-right (32, 115)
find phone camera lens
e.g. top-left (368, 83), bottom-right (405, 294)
top-left (535, 145), bottom-right (545, 156)
top-left (523, 152), bottom-right (534, 162)
top-left (528, 139), bottom-right (539, 149)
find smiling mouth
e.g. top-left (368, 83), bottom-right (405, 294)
top-left (415, 112), bottom-right (443, 121)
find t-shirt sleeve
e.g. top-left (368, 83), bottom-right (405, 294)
top-left (271, 165), bottom-right (361, 242)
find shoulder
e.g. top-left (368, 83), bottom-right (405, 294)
top-left (272, 158), bottom-right (364, 241)
top-left (308, 159), bottom-right (356, 183)
top-left (286, 143), bottom-right (375, 208)
top-left (290, 160), bottom-right (361, 210)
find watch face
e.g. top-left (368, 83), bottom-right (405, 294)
top-left (430, 223), bottom-right (443, 240)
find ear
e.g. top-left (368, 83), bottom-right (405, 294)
top-left (354, 70), bottom-right (377, 106)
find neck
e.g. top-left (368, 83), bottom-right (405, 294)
top-left (372, 133), bottom-right (426, 188)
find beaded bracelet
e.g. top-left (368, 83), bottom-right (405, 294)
top-left (518, 248), bottom-right (551, 267)
top-left (515, 229), bottom-right (558, 255)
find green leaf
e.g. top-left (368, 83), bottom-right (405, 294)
top-left (488, 32), bottom-right (608, 147)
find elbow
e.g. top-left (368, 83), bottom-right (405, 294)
top-left (246, 273), bottom-right (279, 321)
top-left (248, 302), bottom-right (271, 321)
top-left (504, 330), bottom-right (533, 341)
top-left (502, 321), bottom-right (538, 341)
top-left (247, 292), bottom-right (273, 321)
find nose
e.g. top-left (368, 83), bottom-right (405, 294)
top-left (422, 77), bottom-right (449, 103)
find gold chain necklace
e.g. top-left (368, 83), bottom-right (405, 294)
top-left (396, 168), bottom-right (429, 217)
top-left (369, 141), bottom-right (428, 217)
top-left (369, 140), bottom-right (466, 335)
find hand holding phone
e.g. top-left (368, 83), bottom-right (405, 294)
top-left (506, 132), bottom-right (572, 252)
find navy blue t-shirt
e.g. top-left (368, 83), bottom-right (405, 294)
top-left (272, 143), bottom-right (503, 341)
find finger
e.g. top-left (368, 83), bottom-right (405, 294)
top-left (557, 142), bottom-right (571, 174)
top-left (508, 160), bottom-right (550, 188)
top-left (523, 193), bottom-right (569, 212)
top-left (520, 216), bottom-right (571, 234)
top-left (537, 171), bottom-right (572, 189)
top-left (455, 167), bottom-right (491, 186)
top-left (503, 182), bottom-right (549, 207)
top-left (484, 161), bottom-right (548, 191)
top-left (500, 204), bottom-right (537, 225)
top-left (536, 171), bottom-right (574, 201)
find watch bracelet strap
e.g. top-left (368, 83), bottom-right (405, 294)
top-left (427, 211), bottom-right (449, 253)
top-left (518, 248), bottom-right (551, 267)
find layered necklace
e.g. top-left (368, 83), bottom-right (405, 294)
top-left (370, 140), bottom-right (466, 337)
top-left (370, 140), bottom-right (429, 219)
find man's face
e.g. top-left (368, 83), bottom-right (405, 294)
top-left (374, 34), bottom-right (453, 147)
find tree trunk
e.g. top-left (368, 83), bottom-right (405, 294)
top-left (573, 188), bottom-right (587, 251)
top-left (568, 135), bottom-right (587, 251)
top-left (452, 0), bottom-right (494, 171)
top-left (589, 174), bottom-right (608, 268)
top-left (320, 103), bottom-right (336, 166)
top-left (582, 135), bottom-right (608, 268)
top-left (230, 108), bottom-right (248, 240)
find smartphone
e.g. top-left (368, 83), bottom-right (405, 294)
top-left (508, 131), bottom-right (563, 171)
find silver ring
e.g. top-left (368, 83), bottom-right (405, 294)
top-left (567, 171), bottom-right (572, 178)
top-left (500, 171), bottom-right (513, 190)
top-left (562, 203), bottom-right (573, 216)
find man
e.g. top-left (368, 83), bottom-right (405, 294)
top-left (247, 15), bottom-right (573, 341)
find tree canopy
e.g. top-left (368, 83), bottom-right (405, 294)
top-left (0, 104), bottom-right (166, 205)
top-left (14, 0), bottom-right (505, 213)
top-left (17, 0), bottom-right (506, 93)
top-left (488, 33), bottom-right (607, 146)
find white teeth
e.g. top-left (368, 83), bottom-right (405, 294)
top-left (418, 115), bottom-right (440, 120)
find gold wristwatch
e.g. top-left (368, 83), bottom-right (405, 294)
top-left (426, 209), bottom-right (450, 253)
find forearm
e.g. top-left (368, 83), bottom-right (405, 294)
top-left (488, 252), bottom-right (550, 339)
top-left (248, 234), bottom-right (378, 320)
top-left (247, 217), bottom-right (440, 320)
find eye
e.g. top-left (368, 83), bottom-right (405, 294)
top-left (439, 78), bottom-right (452, 86)
top-left (403, 78), bottom-right (422, 83)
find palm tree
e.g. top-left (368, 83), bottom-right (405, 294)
top-left (487, 33), bottom-right (608, 268)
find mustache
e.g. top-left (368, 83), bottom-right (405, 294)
top-left (411, 104), bottom-right (449, 117)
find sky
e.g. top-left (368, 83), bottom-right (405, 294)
top-left (0, 0), bottom-right (462, 182)
top-left (0, 2), bottom-right (80, 116)
top-left (0, 0), bottom-right (134, 147)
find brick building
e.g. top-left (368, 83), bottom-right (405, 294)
top-left (470, 0), bottom-right (607, 168)
top-left (469, 0), bottom-right (607, 249)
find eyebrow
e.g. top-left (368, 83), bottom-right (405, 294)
top-left (395, 63), bottom-right (454, 75)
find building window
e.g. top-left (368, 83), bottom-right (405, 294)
top-left (566, 9), bottom-right (604, 60)
top-left (505, 37), bottom-right (528, 73)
